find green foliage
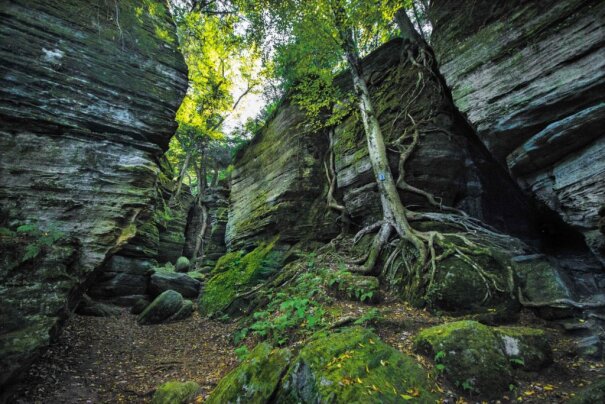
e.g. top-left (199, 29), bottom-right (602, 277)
top-left (434, 350), bottom-right (446, 373)
top-left (236, 254), bottom-right (331, 346)
top-left (234, 345), bottom-right (250, 361)
top-left (8, 222), bottom-right (65, 261)
top-left (509, 357), bottom-right (525, 367)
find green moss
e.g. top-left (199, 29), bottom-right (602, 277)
top-left (151, 381), bottom-right (200, 404)
top-left (495, 326), bottom-right (552, 370)
top-left (415, 320), bottom-right (512, 398)
top-left (278, 327), bottom-right (439, 403)
top-left (207, 343), bottom-right (292, 404)
top-left (199, 239), bottom-right (281, 317)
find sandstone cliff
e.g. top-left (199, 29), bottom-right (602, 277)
top-left (0, 0), bottom-right (187, 387)
top-left (431, 0), bottom-right (605, 264)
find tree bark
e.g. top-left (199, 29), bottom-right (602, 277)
top-left (171, 150), bottom-right (192, 205)
top-left (395, 7), bottom-right (426, 46)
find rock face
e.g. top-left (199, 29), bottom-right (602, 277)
top-left (227, 38), bottom-right (549, 259)
top-left (0, 0), bottom-right (187, 388)
top-left (430, 0), bottom-right (605, 264)
top-left (226, 101), bottom-right (341, 250)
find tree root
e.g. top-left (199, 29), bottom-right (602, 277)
top-left (517, 288), bottom-right (605, 310)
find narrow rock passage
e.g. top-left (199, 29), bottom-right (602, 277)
top-left (11, 311), bottom-right (237, 403)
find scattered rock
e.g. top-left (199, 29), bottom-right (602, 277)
top-left (149, 272), bottom-right (201, 299)
top-left (206, 343), bottom-right (292, 403)
top-left (76, 295), bottom-right (121, 317)
top-left (151, 381), bottom-right (200, 404)
top-left (138, 290), bottom-right (190, 325)
top-left (175, 256), bottom-right (190, 273)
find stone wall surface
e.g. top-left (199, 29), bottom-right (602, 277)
top-left (0, 0), bottom-right (187, 388)
top-left (430, 0), bottom-right (605, 263)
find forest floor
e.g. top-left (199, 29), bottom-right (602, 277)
top-left (9, 297), bottom-right (605, 403)
top-left (11, 310), bottom-right (238, 403)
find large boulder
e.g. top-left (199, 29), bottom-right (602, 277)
top-left (0, 0), bottom-right (187, 387)
top-left (415, 320), bottom-right (551, 398)
top-left (207, 343), bottom-right (292, 404)
top-left (137, 290), bottom-right (193, 325)
top-left (208, 328), bottom-right (438, 403)
top-left (149, 272), bottom-right (201, 299)
top-left (277, 327), bottom-right (438, 403)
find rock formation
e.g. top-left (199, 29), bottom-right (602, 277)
top-left (0, 0), bottom-right (187, 388)
top-left (430, 0), bottom-right (605, 264)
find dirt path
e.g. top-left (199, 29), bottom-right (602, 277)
top-left (11, 310), bottom-right (238, 403)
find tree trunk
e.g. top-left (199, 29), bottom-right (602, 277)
top-left (171, 151), bottom-right (192, 205)
top-left (395, 7), bottom-right (426, 46)
top-left (338, 27), bottom-right (415, 240)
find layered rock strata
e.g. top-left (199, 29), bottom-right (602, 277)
top-left (0, 0), bottom-right (187, 388)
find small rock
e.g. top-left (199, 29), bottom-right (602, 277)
top-left (175, 256), bottom-right (190, 273)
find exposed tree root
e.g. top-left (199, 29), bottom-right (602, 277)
top-left (517, 288), bottom-right (605, 310)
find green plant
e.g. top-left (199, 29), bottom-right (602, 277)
top-left (13, 222), bottom-right (65, 261)
top-left (509, 357), bottom-right (525, 367)
top-left (234, 345), bottom-right (249, 361)
top-left (434, 350), bottom-right (446, 373)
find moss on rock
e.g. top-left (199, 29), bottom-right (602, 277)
top-left (415, 320), bottom-right (552, 397)
top-left (415, 320), bottom-right (512, 398)
top-left (199, 239), bottom-right (281, 317)
top-left (151, 380), bottom-right (200, 404)
top-left (207, 343), bottom-right (292, 404)
top-left (277, 327), bottom-right (439, 403)
top-left (495, 326), bottom-right (552, 370)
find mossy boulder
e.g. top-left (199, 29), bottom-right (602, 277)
top-left (207, 343), bottom-right (292, 404)
top-left (415, 320), bottom-right (513, 397)
top-left (569, 378), bottom-right (605, 404)
top-left (277, 327), bottom-right (439, 403)
top-left (199, 240), bottom-right (282, 317)
top-left (415, 320), bottom-right (552, 398)
top-left (495, 326), bottom-right (552, 370)
top-left (151, 381), bottom-right (200, 404)
top-left (422, 245), bottom-right (516, 316)
top-left (175, 256), bottom-right (191, 272)
top-left (138, 290), bottom-right (191, 325)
